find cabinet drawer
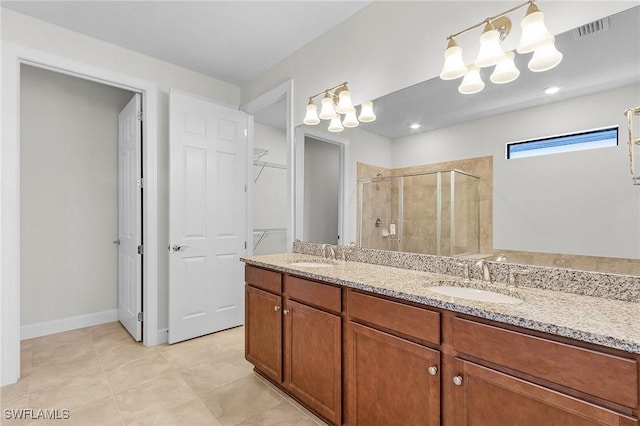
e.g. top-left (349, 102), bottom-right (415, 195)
top-left (453, 317), bottom-right (638, 408)
top-left (347, 290), bottom-right (440, 345)
top-left (285, 276), bottom-right (341, 314)
top-left (245, 265), bottom-right (282, 293)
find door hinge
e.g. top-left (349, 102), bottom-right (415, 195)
top-left (137, 245), bottom-right (144, 255)
top-left (137, 312), bottom-right (144, 321)
top-left (137, 111), bottom-right (144, 121)
top-left (244, 241), bottom-right (247, 249)
top-left (244, 184), bottom-right (247, 193)
top-left (137, 178), bottom-right (144, 188)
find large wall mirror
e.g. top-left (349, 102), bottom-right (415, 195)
top-left (300, 5), bottom-right (640, 275)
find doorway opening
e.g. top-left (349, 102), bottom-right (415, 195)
top-left (294, 127), bottom-right (348, 245)
top-left (19, 65), bottom-right (143, 342)
top-left (2, 43), bottom-right (159, 386)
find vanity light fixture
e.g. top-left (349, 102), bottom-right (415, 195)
top-left (439, 0), bottom-right (562, 95)
top-left (303, 82), bottom-right (376, 132)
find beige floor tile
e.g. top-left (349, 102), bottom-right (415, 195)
top-left (29, 353), bottom-right (102, 392)
top-left (98, 340), bottom-right (159, 371)
top-left (28, 370), bottom-right (112, 411)
top-left (125, 398), bottom-right (221, 426)
top-left (200, 375), bottom-right (282, 426)
top-left (31, 338), bottom-right (95, 368)
top-left (105, 352), bottom-right (172, 394)
top-left (160, 342), bottom-right (231, 374)
top-left (113, 372), bottom-right (199, 423)
top-left (20, 344), bottom-right (33, 378)
top-left (180, 352), bottom-right (253, 395)
top-left (91, 324), bottom-right (135, 352)
top-left (237, 401), bottom-right (320, 426)
top-left (25, 396), bottom-right (123, 426)
top-left (1, 378), bottom-right (30, 409)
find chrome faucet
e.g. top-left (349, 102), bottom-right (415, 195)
top-left (475, 259), bottom-right (492, 284)
top-left (335, 245), bottom-right (347, 262)
top-left (321, 244), bottom-right (336, 261)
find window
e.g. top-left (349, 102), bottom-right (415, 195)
top-left (506, 126), bottom-right (618, 159)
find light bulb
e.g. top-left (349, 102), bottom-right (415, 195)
top-left (358, 101), bottom-right (376, 122)
top-left (458, 65), bottom-right (485, 95)
top-left (319, 91), bottom-right (336, 120)
top-left (440, 38), bottom-right (467, 80)
top-left (335, 85), bottom-right (355, 114)
top-left (303, 99), bottom-right (320, 125)
top-left (528, 40), bottom-right (563, 72)
top-left (517, 3), bottom-right (554, 54)
top-left (490, 51), bottom-right (520, 84)
top-left (328, 115), bottom-right (344, 132)
top-left (475, 22), bottom-right (507, 68)
top-left (343, 110), bottom-right (359, 128)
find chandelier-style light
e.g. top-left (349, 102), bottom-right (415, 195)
top-left (439, 0), bottom-right (562, 95)
top-left (303, 82), bottom-right (376, 132)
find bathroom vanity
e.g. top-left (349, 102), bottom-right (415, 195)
top-left (242, 251), bottom-right (639, 426)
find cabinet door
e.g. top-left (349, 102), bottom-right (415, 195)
top-left (284, 300), bottom-right (342, 425)
top-left (346, 322), bottom-right (440, 426)
top-left (453, 359), bottom-right (638, 426)
top-left (245, 285), bottom-right (282, 382)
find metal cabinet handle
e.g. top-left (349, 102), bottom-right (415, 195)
top-left (453, 375), bottom-right (463, 386)
top-left (282, 309), bottom-right (290, 315)
top-left (428, 366), bottom-right (438, 376)
top-left (172, 244), bottom-right (190, 251)
top-left (274, 306), bottom-right (280, 312)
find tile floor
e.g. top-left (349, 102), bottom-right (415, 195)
top-left (1, 323), bottom-right (328, 425)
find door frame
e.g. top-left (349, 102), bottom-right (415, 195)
top-left (241, 80), bottom-right (294, 253)
top-left (1, 42), bottom-right (159, 386)
top-left (293, 127), bottom-right (348, 245)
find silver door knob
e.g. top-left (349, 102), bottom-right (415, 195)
top-left (453, 376), bottom-right (463, 386)
top-left (428, 366), bottom-right (438, 376)
top-left (172, 244), bottom-right (190, 251)
top-left (274, 306), bottom-right (280, 312)
top-left (282, 309), bottom-right (290, 315)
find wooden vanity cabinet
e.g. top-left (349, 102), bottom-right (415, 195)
top-left (245, 268), bottom-right (283, 383)
top-left (244, 265), bottom-right (342, 425)
top-left (283, 276), bottom-right (342, 425)
top-left (451, 359), bottom-right (638, 426)
top-left (345, 290), bottom-right (441, 426)
top-left (450, 317), bottom-right (639, 426)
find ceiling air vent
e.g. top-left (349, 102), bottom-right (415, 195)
top-left (574, 17), bottom-right (610, 39)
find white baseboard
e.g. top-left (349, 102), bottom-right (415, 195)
top-left (21, 309), bottom-right (118, 340)
top-left (156, 328), bottom-right (169, 344)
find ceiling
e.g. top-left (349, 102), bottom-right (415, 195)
top-left (360, 5), bottom-right (640, 140)
top-left (1, 0), bottom-right (371, 86)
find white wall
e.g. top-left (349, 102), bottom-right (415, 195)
top-left (391, 84), bottom-right (640, 259)
top-left (1, 8), bottom-right (241, 330)
top-left (20, 65), bottom-right (134, 326)
top-left (253, 123), bottom-right (287, 254)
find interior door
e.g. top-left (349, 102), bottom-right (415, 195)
top-left (117, 93), bottom-right (142, 341)
top-left (169, 90), bottom-right (248, 344)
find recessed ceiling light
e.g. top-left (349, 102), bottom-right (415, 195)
top-left (544, 86), bottom-right (560, 95)
top-left (410, 124), bottom-right (421, 129)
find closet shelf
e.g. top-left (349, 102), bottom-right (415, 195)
top-left (253, 227), bottom-right (286, 249)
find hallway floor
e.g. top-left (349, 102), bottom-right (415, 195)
top-left (1, 323), bottom-right (327, 425)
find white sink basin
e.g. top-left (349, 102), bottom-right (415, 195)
top-left (289, 261), bottom-right (335, 268)
top-left (427, 286), bottom-right (523, 304)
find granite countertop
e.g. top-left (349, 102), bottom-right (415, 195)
top-left (242, 253), bottom-right (640, 355)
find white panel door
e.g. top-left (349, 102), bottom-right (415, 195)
top-left (169, 90), bottom-right (247, 344)
top-left (118, 93), bottom-right (142, 341)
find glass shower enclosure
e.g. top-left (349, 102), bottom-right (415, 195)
top-left (358, 169), bottom-right (480, 256)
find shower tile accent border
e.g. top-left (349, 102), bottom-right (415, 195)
top-left (292, 242), bottom-right (640, 303)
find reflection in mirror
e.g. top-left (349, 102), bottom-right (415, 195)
top-left (352, 6), bottom-right (640, 275)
